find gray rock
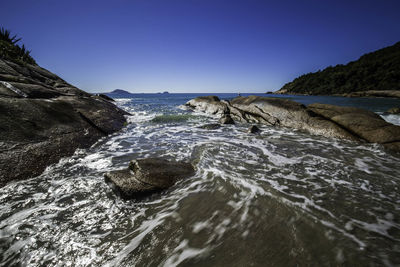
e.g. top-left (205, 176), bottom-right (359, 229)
top-left (185, 96), bottom-right (229, 115)
top-left (96, 93), bottom-right (115, 102)
top-left (219, 114), bottom-right (235, 124)
top-left (248, 125), bottom-right (261, 134)
top-left (198, 123), bottom-right (221, 130)
top-left (308, 103), bottom-right (400, 150)
top-left (0, 58), bottom-right (128, 187)
top-left (229, 96), bottom-right (357, 140)
top-left (104, 169), bottom-right (156, 196)
top-left (185, 95), bottom-right (400, 151)
top-left (105, 158), bottom-right (195, 198)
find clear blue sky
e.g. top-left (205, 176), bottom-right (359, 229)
top-left (3, 0), bottom-right (400, 93)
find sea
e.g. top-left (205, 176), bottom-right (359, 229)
top-left (1, 93), bottom-right (400, 266)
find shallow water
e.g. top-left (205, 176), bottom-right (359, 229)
top-left (1, 94), bottom-right (400, 266)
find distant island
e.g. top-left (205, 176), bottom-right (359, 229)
top-left (277, 41), bottom-right (400, 97)
top-left (104, 89), bottom-right (135, 97)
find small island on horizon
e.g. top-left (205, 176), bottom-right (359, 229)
top-left (103, 89), bottom-right (135, 97)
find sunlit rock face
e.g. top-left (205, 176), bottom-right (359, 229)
top-left (185, 95), bottom-right (400, 151)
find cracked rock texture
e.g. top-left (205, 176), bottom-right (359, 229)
top-left (185, 95), bottom-right (400, 151)
top-left (0, 58), bottom-right (129, 187)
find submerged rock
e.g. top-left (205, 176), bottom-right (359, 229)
top-left (219, 114), bottom-right (235, 124)
top-left (198, 123), bottom-right (221, 130)
top-left (105, 158), bottom-right (195, 198)
top-left (248, 125), bottom-right (261, 134)
top-left (184, 95), bottom-right (400, 151)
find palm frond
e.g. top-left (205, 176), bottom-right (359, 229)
top-left (0, 28), bottom-right (36, 65)
top-left (0, 27), bottom-right (21, 44)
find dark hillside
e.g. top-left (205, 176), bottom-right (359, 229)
top-left (279, 42), bottom-right (400, 95)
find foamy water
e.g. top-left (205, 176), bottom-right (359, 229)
top-left (381, 113), bottom-right (400, 126)
top-left (1, 94), bottom-right (400, 266)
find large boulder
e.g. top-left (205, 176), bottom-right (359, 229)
top-left (184, 95), bottom-right (400, 151)
top-left (105, 158), bottom-right (195, 198)
top-left (229, 96), bottom-right (359, 140)
top-left (0, 58), bottom-right (128, 187)
top-left (185, 96), bottom-right (357, 140)
top-left (308, 103), bottom-right (400, 150)
top-left (185, 96), bottom-right (228, 115)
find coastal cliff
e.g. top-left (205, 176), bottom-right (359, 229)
top-left (277, 41), bottom-right (400, 97)
top-left (0, 31), bottom-right (128, 187)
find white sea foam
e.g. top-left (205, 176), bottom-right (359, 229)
top-left (381, 114), bottom-right (400, 125)
top-left (125, 111), bottom-right (159, 123)
top-left (162, 239), bottom-right (209, 267)
top-left (114, 98), bottom-right (133, 105)
top-left (79, 153), bottom-right (112, 170)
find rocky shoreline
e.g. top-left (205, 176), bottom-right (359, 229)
top-left (0, 58), bottom-right (128, 187)
top-left (275, 89), bottom-right (400, 99)
top-left (184, 95), bottom-right (400, 151)
top-left (339, 90), bottom-right (400, 98)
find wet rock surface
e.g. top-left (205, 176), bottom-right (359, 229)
top-left (308, 103), bottom-right (400, 150)
top-left (219, 114), bottom-right (235, 124)
top-left (105, 158), bottom-right (195, 198)
top-left (186, 96), bottom-right (229, 115)
top-left (248, 125), bottom-right (261, 134)
top-left (0, 58), bottom-right (128, 186)
top-left (198, 123), bottom-right (221, 130)
top-left (184, 95), bottom-right (400, 151)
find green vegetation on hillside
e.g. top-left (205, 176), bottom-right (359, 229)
top-left (0, 28), bottom-right (36, 65)
top-left (280, 41), bottom-right (400, 95)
